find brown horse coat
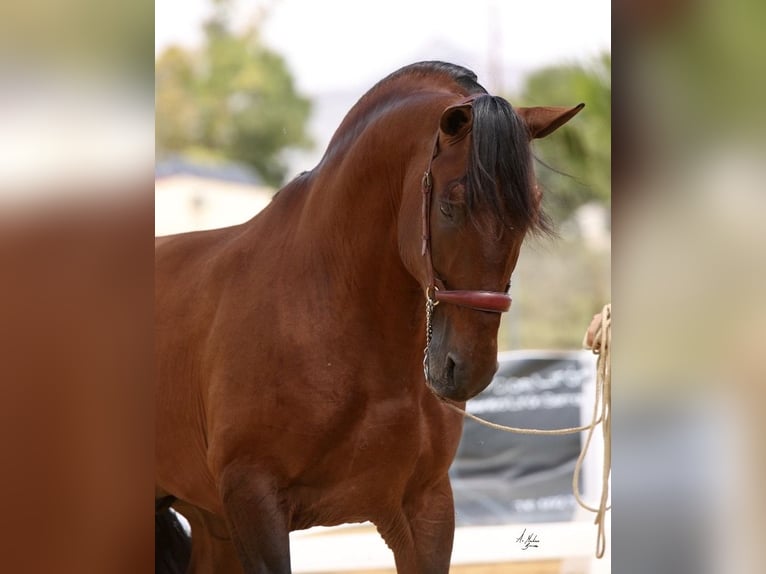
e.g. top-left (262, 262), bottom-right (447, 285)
top-left (155, 61), bottom-right (582, 573)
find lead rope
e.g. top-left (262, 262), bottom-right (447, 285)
top-left (427, 303), bottom-right (612, 559)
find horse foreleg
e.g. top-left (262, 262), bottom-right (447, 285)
top-left (383, 475), bottom-right (455, 574)
top-left (174, 501), bottom-right (244, 574)
top-left (219, 464), bottom-right (292, 574)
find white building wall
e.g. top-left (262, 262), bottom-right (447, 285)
top-left (155, 175), bottom-right (273, 236)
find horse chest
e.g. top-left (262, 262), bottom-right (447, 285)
top-left (284, 401), bottom-right (461, 529)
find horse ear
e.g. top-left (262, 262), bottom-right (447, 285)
top-left (516, 103), bottom-right (585, 139)
top-left (439, 103), bottom-right (473, 141)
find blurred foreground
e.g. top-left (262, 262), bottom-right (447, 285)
top-left (0, 1), bottom-right (153, 572)
top-left (614, 1), bottom-right (766, 573)
top-left (0, 0), bottom-right (764, 573)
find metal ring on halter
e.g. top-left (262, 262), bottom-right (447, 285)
top-left (425, 284), bottom-right (440, 305)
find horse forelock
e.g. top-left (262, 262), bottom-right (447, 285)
top-left (465, 95), bottom-right (552, 237)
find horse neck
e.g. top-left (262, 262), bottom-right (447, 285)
top-left (294, 95), bottom-right (446, 331)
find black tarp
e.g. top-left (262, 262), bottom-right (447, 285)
top-left (450, 351), bottom-right (595, 525)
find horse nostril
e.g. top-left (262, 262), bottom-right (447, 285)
top-left (445, 354), bottom-right (458, 385)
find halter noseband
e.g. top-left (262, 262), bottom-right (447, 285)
top-left (419, 97), bottom-right (512, 315)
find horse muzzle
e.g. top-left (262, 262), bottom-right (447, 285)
top-left (425, 346), bottom-right (499, 402)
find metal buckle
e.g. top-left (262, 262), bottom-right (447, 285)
top-left (422, 171), bottom-right (432, 190)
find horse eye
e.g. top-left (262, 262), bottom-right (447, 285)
top-left (439, 202), bottom-right (453, 219)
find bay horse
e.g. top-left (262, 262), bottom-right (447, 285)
top-left (155, 61), bottom-right (582, 573)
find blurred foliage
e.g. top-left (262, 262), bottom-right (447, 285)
top-left (629, 0), bottom-right (766, 156)
top-left (155, 3), bottom-right (312, 187)
top-left (517, 53), bottom-right (611, 225)
top-left (0, 0), bottom-right (153, 83)
top-left (499, 236), bottom-right (610, 350)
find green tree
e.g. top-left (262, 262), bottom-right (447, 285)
top-left (156, 4), bottom-right (312, 187)
top-left (518, 53), bottom-right (611, 224)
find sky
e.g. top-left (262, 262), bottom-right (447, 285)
top-left (155, 0), bottom-right (611, 173)
top-left (156, 0), bottom-right (610, 92)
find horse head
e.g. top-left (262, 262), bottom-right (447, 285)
top-left (400, 95), bottom-right (583, 402)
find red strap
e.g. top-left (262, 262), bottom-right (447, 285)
top-left (435, 290), bottom-right (512, 313)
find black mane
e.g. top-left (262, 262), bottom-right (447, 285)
top-left (377, 61), bottom-right (487, 96)
top-left (467, 94), bottom-right (551, 236)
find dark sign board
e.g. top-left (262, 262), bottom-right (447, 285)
top-left (450, 351), bottom-right (595, 525)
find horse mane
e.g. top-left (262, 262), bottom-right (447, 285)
top-left (322, 61), bottom-right (550, 236)
top-left (367, 61), bottom-right (487, 97)
top-left (467, 95), bottom-right (552, 236)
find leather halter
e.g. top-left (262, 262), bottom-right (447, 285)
top-left (420, 97), bottom-right (512, 315)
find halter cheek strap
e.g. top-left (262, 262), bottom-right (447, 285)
top-left (420, 97), bottom-right (512, 315)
